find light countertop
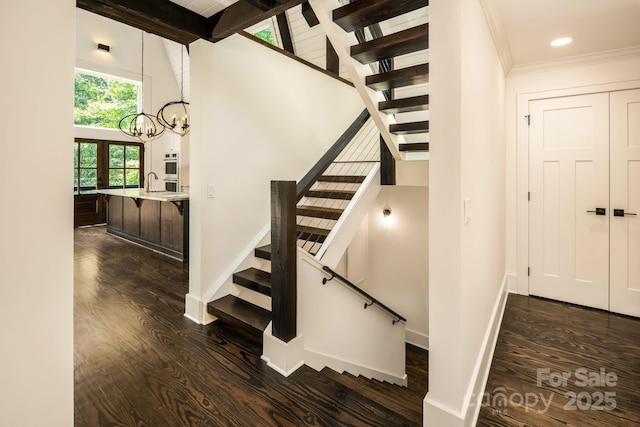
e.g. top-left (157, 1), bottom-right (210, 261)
top-left (97, 188), bottom-right (189, 202)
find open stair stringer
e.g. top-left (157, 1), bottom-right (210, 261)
top-left (310, 0), bottom-right (403, 159)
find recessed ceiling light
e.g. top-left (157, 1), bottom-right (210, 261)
top-left (551, 37), bottom-right (573, 47)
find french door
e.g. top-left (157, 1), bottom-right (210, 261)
top-left (73, 139), bottom-right (144, 227)
top-left (529, 89), bottom-right (640, 317)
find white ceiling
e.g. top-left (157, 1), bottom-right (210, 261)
top-left (170, 0), bottom-right (640, 68)
top-left (488, 0), bottom-right (640, 67)
top-left (170, 0), bottom-right (238, 18)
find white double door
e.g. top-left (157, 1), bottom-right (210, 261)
top-left (529, 89), bottom-right (640, 317)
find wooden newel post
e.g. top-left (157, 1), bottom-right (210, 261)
top-left (271, 181), bottom-right (297, 342)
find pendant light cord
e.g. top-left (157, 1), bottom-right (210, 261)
top-left (180, 46), bottom-right (184, 101)
top-left (141, 31), bottom-right (145, 111)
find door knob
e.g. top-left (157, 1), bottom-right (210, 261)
top-left (586, 208), bottom-right (606, 215)
top-left (614, 209), bottom-right (637, 217)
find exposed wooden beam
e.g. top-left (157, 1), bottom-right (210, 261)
top-left (276, 12), bottom-right (294, 54)
top-left (301, 2), bottom-right (319, 27)
top-left (209, 0), bottom-right (305, 42)
top-left (242, 0), bottom-right (276, 11)
top-left (76, 0), bottom-right (210, 45)
top-left (326, 38), bottom-right (339, 76)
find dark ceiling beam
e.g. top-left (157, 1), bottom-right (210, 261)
top-left (208, 0), bottom-right (305, 42)
top-left (276, 12), bottom-right (294, 54)
top-left (241, 0), bottom-right (276, 12)
top-left (301, 2), bottom-right (319, 27)
top-left (76, 0), bottom-right (210, 46)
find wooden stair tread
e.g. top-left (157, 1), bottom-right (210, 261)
top-left (351, 24), bottom-right (428, 64)
top-left (366, 63), bottom-right (429, 91)
top-left (306, 189), bottom-right (356, 200)
top-left (400, 142), bottom-right (429, 152)
top-left (379, 95), bottom-right (429, 114)
top-left (297, 206), bottom-right (344, 220)
top-left (333, 0), bottom-right (428, 32)
top-left (390, 121), bottom-right (429, 135)
top-left (297, 225), bottom-right (331, 243)
top-left (318, 175), bottom-right (366, 183)
top-left (254, 244), bottom-right (271, 261)
top-left (208, 294), bottom-right (271, 333)
top-left (233, 267), bottom-right (272, 296)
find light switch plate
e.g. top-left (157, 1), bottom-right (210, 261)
top-left (207, 184), bottom-right (215, 198)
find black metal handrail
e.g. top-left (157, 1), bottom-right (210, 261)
top-left (321, 266), bottom-right (407, 325)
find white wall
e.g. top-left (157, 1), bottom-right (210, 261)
top-left (505, 52), bottom-right (640, 293)
top-left (75, 9), bottom-right (184, 190)
top-left (186, 34), bottom-right (364, 321)
top-left (0, 1), bottom-right (75, 426)
top-left (425, 0), bottom-right (506, 425)
top-left (355, 186), bottom-right (430, 349)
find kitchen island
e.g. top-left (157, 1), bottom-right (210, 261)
top-left (98, 189), bottom-right (189, 261)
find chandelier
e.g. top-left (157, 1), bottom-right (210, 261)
top-left (118, 31), bottom-right (164, 142)
top-left (157, 45), bottom-right (190, 136)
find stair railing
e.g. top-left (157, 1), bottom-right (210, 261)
top-left (270, 108), bottom-right (372, 343)
top-left (321, 266), bottom-right (407, 325)
top-left (295, 110), bottom-right (379, 256)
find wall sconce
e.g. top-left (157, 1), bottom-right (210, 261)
top-left (383, 208), bottom-right (392, 217)
top-left (97, 43), bottom-right (111, 52)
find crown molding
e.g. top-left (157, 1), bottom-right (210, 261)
top-left (479, 0), bottom-right (513, 75)
top-left (509, 45), bottom-right (640, 75)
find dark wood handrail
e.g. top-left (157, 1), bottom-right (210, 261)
top-left (240, 32), bottom-right (354, 88)
top-left (296, 109), bottom-right (371, 202)
top-left (322, 266), bottom-right (407, 324)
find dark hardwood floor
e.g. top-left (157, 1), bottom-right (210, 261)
top-left (74, 226), bottom-right (428, 426)
top-left (478, 294), bottom-right (640, 427)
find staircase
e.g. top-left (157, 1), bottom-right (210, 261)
top-left (208, 169), bottom-right (373, 340)
top-left (208, 115), bottom-right (379, 343)
top-left (317, 0), bottom-right (430, 158)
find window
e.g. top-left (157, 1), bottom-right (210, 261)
top-left (74, 142), bottom-right (98, 194)
top-left (249, 17), bottom-right (281, 47)
top-left (254, 27), bottom-right (276, 45)
top-left (74, 70), bottom-right (140, 129)
top-left (73, 139), bottom-right (144, 194)
top-left (108, 144), bottom-right (141, 188)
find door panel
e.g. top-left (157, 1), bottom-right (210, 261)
top-left (610, 89), bottom-right (640, 317)
top-left (529, 93), bottom-right (610, 310)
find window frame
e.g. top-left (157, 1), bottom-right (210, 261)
top-left (73, 138), bottom-right (145, 194)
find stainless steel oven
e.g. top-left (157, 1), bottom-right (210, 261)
top-left (164, 180), bottom-right (178, 192)
top-left (163, 152), bottom-right (179, 180)
top-left (163, 152), bottom-right (179, 192)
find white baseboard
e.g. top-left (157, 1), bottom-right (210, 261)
top-left (261, 324), bottom-right (305, 377)
top-left (424, 396), bottom-right (464, 426)
top-left (406, 328), bottom-right (429, 350)
top-left (184, 293), bottom-right (205, 324)
top-left (463, 273), bottom-right (510, 426)
top-left (423, 274), bottom-right (509, 427)
top-left (304, 348), bottom-right (408, 387)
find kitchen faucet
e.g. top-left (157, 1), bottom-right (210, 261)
top-left (145, 171), bottom-right (159, 192)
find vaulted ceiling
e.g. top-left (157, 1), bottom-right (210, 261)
top-left (76, 0), bottom-right (306, 45)
top-left (78, 0), bottom-right (640, 69)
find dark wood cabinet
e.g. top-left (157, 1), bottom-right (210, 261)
top-left (140, 200), bottom-right (161, 244)
top-left (104, 194), bottom-right (189, 261)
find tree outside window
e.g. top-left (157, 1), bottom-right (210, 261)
top-left (74, 70), bottom-right (139, 129)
